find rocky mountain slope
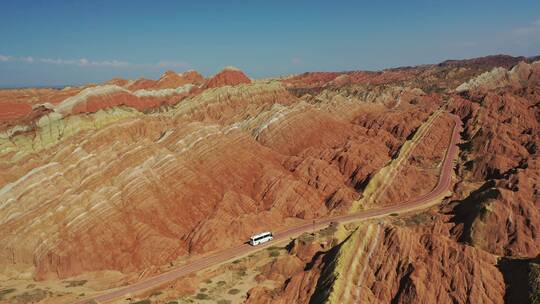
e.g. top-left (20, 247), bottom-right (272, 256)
top-left (240, 57), bottom-right (540, 304)
top-left (0, 55), bottom-right (538, 303)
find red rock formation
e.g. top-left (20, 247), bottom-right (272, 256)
top-left (284, 55), bottom-right (536, 94)
top-left (181, 70), bottom-right (205, 85)
top-left (154, 70), bottom-right (204, 89)
top-left (243, 57), bottom-right (540, 304)
top-left (439, 54), bottom-right (529, 70)
top-left (0, 76), bottom-right (454, 283)
top-left (203, 66), bottom-right (251, 89)
top-left (54, 86), bottom-right (140, 114)
top-left (444, 61), bottom-right (540, 259)
top-left (247, 222), bottom-right (505, 304)
top-left (354, 225), bottom-right (505, 303)
top-left (377, 113), bottom-right (456, 205)
top-left (127, 78), bottom-right (157, 90)
top-left (0, 54), bottom-right (538, 304)
top-left (246, 237), bottom-right (326, 304)
top-left (0, 87), bottom-right (85, 129)
top-left (0, 101), bottom-right (32, 123)
top-left (283, 69), bottom-right (421, 90)
top-left (105, 78), bottom-right (130, 87)
top-left (0, 73), bottom-right (442, 282)
top-left (51, 83), bottom-right (198, 115)
top-left (282, 72), bottom-right (341, 88)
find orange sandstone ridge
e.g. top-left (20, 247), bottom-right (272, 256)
top-left (155, 70), bottom-right (205, 89)
top-left (0, 68), bottom-right (241, 129)
top-left (203, 66), bottom-right (252, 89)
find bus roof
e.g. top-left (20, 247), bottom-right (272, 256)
top-left (250, 231), bottom-right (272, 239)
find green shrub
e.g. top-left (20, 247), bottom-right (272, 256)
top-left (65, 280), bottom-right (88, 288)
top-left (227, 288), bottom-right (240, 295)
top-left (195, 293), bottom-right (210, 300)
top-left (319, 224), bottom-right (338, 238)
top-left (216, 280), bottom-right (227, 286)
top-left (11, 289), bottom-right (47, 303)
top-left (130, 300), bottom-right (151, 304)
top-left (0, 289), bottom-right (16, 300)
top-left (405, 213), bottom-right (430, 225)
top-left (269, 250), bottom-right (280, 257)
top-left (298, 233), bottom-right (315, 243)
top-left (0, 289), bottom-right (16, 296)
top-left (235, 267), bottom-right (247, 277)
top-left (217, 300), bottom-right (232, 304)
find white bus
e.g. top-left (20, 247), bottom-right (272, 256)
top-left (249, 231), bottom-right (273, 246)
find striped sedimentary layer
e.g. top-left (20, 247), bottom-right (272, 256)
top-left (0, 75), bottom-right (432, 281)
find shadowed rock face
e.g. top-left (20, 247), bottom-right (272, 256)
top-left (0, 56), bottom-right (539, 303)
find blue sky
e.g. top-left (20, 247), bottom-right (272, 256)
top-left (1, 0), bottom-right (539, 87)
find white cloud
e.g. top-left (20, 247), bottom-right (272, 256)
top-left (77, 58), bottom-right (129, 67)
top-left (0, 54), bottom-right (13, 62)
top-left (40, 57), bottom-right (129, 67)
top-left (291, 57), bottom-right (302, 65)
top-left (40, 58), bottom-right (75, 64)
top-left (20, 56), bottom-right (34, 63)
top-left (1, 54), bottom-right (186, 69)
top-left (0, 54), bottom-right (33, 63)
top-left (92, 59), bottom-right (129, 67)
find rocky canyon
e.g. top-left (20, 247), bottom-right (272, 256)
top-left (0, 55), bottom-right (539, 304)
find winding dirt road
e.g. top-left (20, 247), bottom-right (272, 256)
top-left (77, 114), bottom-right (462, 304)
